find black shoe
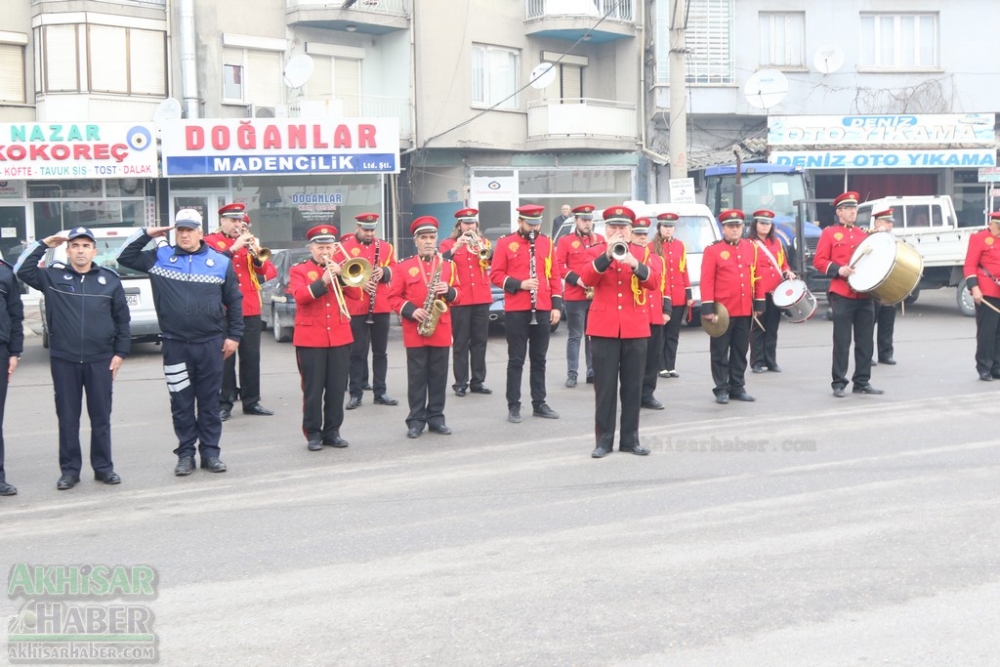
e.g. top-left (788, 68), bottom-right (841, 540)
top-left (407, 426), bottom-right (423, 439)
top-left (94, 470), bottom-right (121, 485)
top-left (751, 365), bottom-right (765, 374)
top-left (833, 387), bottom-right (847, 398)
top-left (507, 408), bottom-right (522, 424)
top-left (641, 398), bottom-right (665, 410)
top-left (374, 394), bottom-right (398, 406)
top-left (243, 403), bottom-right (274, 416)
top-left (0, 482), bottom-right (16, 496)
top-left (768, 365), bottom-right (782, 373)
top-left (470, 385), bottom-right (492, 394)
top-left (852, 384), bottom-right (884, 395)
top-left (200, 457), bottom-right (227, 473)
top-left (174, 457), bottom-right (196, 476)
top-left (454, 386), bottom-right (467, 397)
top-left (991, 372), bottom-right (1000, 380)
top-left (879, 357), bottom-right (897, 365)
top-left (362, 383), bottom-right (373, 391)
top-left (730, 393), bottom-right (756, 402)
top-left (307, 438), bottom-right (323, 451)
top-left (591, 446), bottom-right (612, 459)
top-left (57, 474), bottom-right (80, 490)
top-left (219, 407), bottom-right (232, 422)
top-left (715, 394), bottom-right (729, 405)
top-left (532, 404), bottom-right (560, 419)
top-left (620, 444), bottom-right (651, 456)
top-left (565, 376), bottom-right (577, 388)
top-left (428, 423), bottom-right (452, 435)
top-left (585, 375), bottom-right (594, 384)
top-left (980, 372), bottom-right (994, 382)
top-left (346, 396), bottom-right (362, 410)
top-left (324, 433), bottom-right (349, 448)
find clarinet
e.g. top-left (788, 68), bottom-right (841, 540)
top-left (528, 230), bottom-right (539, 326)
top-left (365, 240), bottom-right (379, 324)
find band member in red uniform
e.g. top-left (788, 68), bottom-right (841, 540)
top-left (653, 212), bottom-right (692, 379)
top-left (206, 203), bottom-right (278, 420)
top-left (871, 208), bottom-right (898, 366)
top-left (633, 218), bottom-right (667, 410)
top-left (813, 191), bottom-right (882, 397)
top-left (749, 209), bottom-right (795, 374)
top-left (340, 212), bottom-right (398, 410)
top-left (440, 208), bottom-right (492, 397)
top-left (490, 204), bottom-right (562, 423)
top-left (388, 217), bottom-right (460, 439)
top-left (579, 206), bottom-right (661, 458)
top-left (701, 209), bottom-right (765, 404)
top-left (555, 204), bottom-right (605, 388)
top-left (964, 211), bottom-right (1000, 381)
top-left (289, 225), bottom-right (357, 451)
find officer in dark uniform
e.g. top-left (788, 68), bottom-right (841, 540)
top-left (0, 255), bottom-right (23, 497)
top-left (16, 228), bottom-right (131, 490)
top-left (118, 209), bottom-right (244, 476)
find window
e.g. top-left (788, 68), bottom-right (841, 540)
top-left (0, 41), bottom-right (26, 103)
top-left (560, 64), bottom-right (582, 103)
top-left (472, 44), bottom-right (519, 110)
top-left (223, 47), bottom-right (283, 106)
top-left (759, 12), bottom-right (805, 68)
top-left (655, 0), bottom-right (734, 85)
top-left (860, 13), bottom-right (938, 69)
top-left (307, 55), bottom-right (362, 115)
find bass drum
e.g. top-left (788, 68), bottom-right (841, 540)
top-left (847, 231), bottom-right (923, 305)
top-left (772, 278), bottom-right (817, 323)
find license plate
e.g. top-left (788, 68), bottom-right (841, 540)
top-left (126, 294), bottom-right (139, 306)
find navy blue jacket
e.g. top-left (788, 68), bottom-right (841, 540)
top-left (0, 260), bottom-right (24, 357)
top-left (117, 231), bottom-right (244, 343)
top-left (16, 242), bottom-right (131, 363)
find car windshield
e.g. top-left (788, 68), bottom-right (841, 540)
top-left (280, 248), bottom-right (312, 276)
top-left (92, 235), bottom-right (155, 279)
top-left (673, 216), bottom-right (717, 253)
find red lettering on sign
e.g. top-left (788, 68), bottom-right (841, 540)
top-left (51, 145), bottom-right (70, 160)
top-left (358, 124), bottom-right (376, 148)
top-left (73, 144), bottom-right (92, 160)
top-left (333, 125), bottom-right (351, 149)
top-left (212, 126), bottom-right (230, 150)
top-left (186, 126), bottom-right (205, 150)
top-left (288, 125), bottom-right (306, 149)
top-left (263, 125), bottom-right (282, 149)
top-left (312, 125), bottom-right (328, 149)
top-left (93, 144), bottom-right (110, 160)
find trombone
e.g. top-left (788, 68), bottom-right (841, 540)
top-left (328, 242), bottom-right (374, 288)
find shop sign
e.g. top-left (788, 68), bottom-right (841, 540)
top-left (0, 123), bottom-right (158, 180)
top-left (978, 167), bottom-right (1000, 183)
top-left (160, 119), bottom-right (400, 176)
top-left (769, 149), bottom-right (997, 170)
top-left (0, 180), bottom-right (23, 198)
top-left (768, 114), bottom-right (996, 147)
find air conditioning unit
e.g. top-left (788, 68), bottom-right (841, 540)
top-left (246, 104), bottom-right (288, 118)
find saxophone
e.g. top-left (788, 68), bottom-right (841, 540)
top-left (417, 253), bottom-right (448, 337)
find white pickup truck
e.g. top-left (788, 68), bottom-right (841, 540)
top-left (857, 195), bottom-right (980, 316)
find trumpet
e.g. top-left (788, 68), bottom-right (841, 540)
top-left (465, 231), bottom-right (492, 261)
top-left (610, 240), bottom-right (630, 261)
top-left (240, 221), bottom-right (272, 262)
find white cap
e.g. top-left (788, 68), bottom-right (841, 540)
top-left (174, 208), bottom-right (203, 229)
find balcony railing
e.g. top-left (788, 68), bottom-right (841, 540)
top-left (527, 98), bottom-right (636, 141)
top-left (33, 0), bottom-right (166, 5)
top-left (287, 0), bottom-right (407, 15)
top-left (526, 0), bottom-right (634, 22)
top-left (291, 94), bottom-right (412, 139)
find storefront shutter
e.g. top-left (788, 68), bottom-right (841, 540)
top-left (0, 44), bottom-right (25, 103)
top-left (334, 57), bottom-right (361, 115)
top-left (560, 64), bottom-right (582, 103)
top-left (247, 50), bottom-right (282, 107)
top-left (129, 29), bottom-right (166, 96)
top-left (308, 55), bottom-right (333, 99)
top-left (89, 24), bottom-right (128, 93)
top-left (43, 24), bottom-right (80, 92)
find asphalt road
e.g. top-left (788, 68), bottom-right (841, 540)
top-left (2, 288), bottom-right (999, 666)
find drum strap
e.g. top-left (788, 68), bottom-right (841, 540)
top-left (754, 240), bottom-right (784, 277)
top-left (982, 266), bottom-right (1000, 288)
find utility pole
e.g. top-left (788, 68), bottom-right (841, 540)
top-left (668, 0), bottom-right (687, 183)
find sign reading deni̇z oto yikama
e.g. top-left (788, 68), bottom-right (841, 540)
top-left (0, 123), bottom-right (157, 180)
top-left (159, 118), bottom-right (401, 177)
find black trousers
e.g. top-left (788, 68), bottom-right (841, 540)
top-left (505, 310), bottom-right (550, 410)
top-left (660, 304), bottom-right (687, 371)
top-left (51, 356), bottom-right (114, 476)
top-left (751, 294), bottom-right (783, 369)
top-left (349, 313), bottom-right (390, 398)
top-left (642, 324), bottom-right (663, 402)
top-left (450, 303), bottom-right (489, 390)
top-left (592, 336), bottom-right (646, 450)
top-left (876, 303), bottom-right (896, 361)
top-left (221, 314), bottom-right (262, 410)
top-left (296, 344), bottom-right (350, 443)
top-left (406, 346), bottom-right (449, 431)
top-left (0, 344), bottom-right (10, 483)
top-left (162, 337), bottom-right (224, 460)
top-left (974, 296), bottom-right (1000, 375)
top-left (829, 294), bottom-right (875, 389)
top-left (710, 316), bottom-right (751, 397)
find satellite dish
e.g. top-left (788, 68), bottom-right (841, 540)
top-left (283, 54), bottom-right (315, 88)
top-left (814, 45), bottom-right (845, 74)
top-left (152, 98), bottom-right (182, 122)
top-left (743, 69), bottom-right (788, 109)
top-left (529, 63), bottom-right (557, 90)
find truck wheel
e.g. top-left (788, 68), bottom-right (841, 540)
top-left (904, 290), bottom-right (919, 305)
top-left (957, 279), bottom-right (976, 317)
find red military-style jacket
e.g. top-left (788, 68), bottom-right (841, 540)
top-left (643, 252), bottom-right (669, 326)
top-left (388, 255), bottom-right (460, 348)
top-left (338, 234), bottom-right (395, 315)
top-left (752, 236), bottom-right (791, 294)
top-left (659, 237), bottom-right (692, 308)
top-left (555, 230), bottom-right (605, 301)
top-left (813, 223), bottom-right (870, 299)
top-left (964, 228), bottom-right (1000, 299)
top-left (579, 243), bottom-right (661, 339)
top-left (700, 238), bottom-right (765, 318)
top-left (289, 258), bottom-right (358, 348)
top-left (490, 232), bottom-right (562, 312)
top-left (203, 232), bottom-right (277, 317)
top-left (440, 236), bottom-right (492, 306)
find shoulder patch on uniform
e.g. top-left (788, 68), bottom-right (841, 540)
top-left (51, 261), bottom-right (67, 269)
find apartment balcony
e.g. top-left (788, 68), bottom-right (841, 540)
top-left (35, 94), bottom-right (163, 123)
top-left (526, 98), bottom-right (637, 151)
top-left (290, 94), bottom-right (412, 144)
top-left (525, 0), bottom-right (635, 43)
top-left (286, 0), bottom-right (409, 34)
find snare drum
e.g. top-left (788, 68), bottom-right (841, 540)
top-left (772, 278), bottom-right (817, 323)
top-left (847, 231), bottom-right (923, 305)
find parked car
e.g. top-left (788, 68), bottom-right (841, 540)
top-left (260, 247), bottom-right (311, 342)
top-left (38, 227), bottom-right (161, 348)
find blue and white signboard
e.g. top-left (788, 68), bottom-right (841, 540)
top-left (768, 114), bottom-right (996, 147)
top-left (160, 118), bottom-right (400, 176)
top-left (770, 149), bottom-right (997, 170)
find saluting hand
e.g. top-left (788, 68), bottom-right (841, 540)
top-left (109, 355), bottom-right (124, 380)
top-left (42, 235), bottom-right (69, 248)
top-left (145, 226), bottom-right (173, 238)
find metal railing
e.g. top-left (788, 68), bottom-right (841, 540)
top-left (527, 98), bottom-right (636, 140)
top-left (287, 0), bottom-right (408, 15)
top-left (290, 94), bottom-right (412, 137)
top-left (525, 0), bottom-right (634, 22)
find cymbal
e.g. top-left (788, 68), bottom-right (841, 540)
top-left (701, 302), bottom-right (730, 337)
